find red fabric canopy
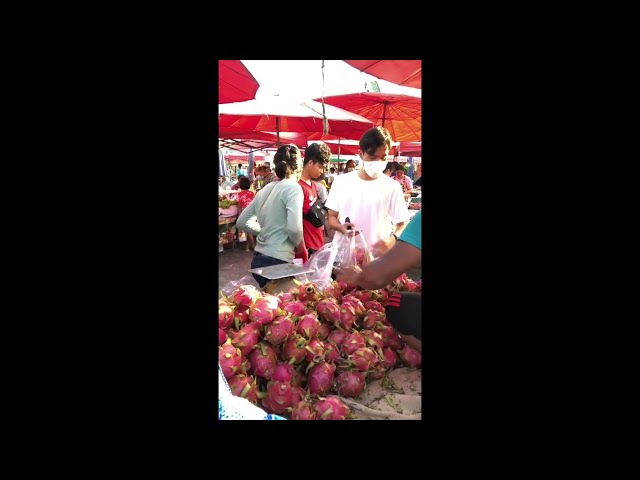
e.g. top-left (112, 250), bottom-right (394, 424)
top-left (219, 60), bottom-right (260, 104)
top-left (219, 97), bottom-right (374, 140)
top-left (344, 60), bottom-right (421, 89)
top-left (314, 92), bottom-right (421, 142)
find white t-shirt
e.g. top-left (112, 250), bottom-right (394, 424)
top-left (324, 171), bottom-right (410, 253)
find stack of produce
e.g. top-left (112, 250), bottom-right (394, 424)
top-left (218, 276), bottom-right (422, 420)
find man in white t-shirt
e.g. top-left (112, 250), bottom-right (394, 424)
top-left (325, 126), bottom-right (410, 259)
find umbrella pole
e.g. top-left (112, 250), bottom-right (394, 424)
top-left (382, 102), bottom-right (388, 128)
top-left (276, 117), bottom-right (281, 146)
top-left (338, 137), bottom-right (341, 160)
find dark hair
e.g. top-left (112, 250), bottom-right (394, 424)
top-left (273, 144), bottom-right (301, 179)
top-left (345, 159), bottom-right (356, 169)
top-left (384, 162), bottom-right (395, 173)
top-left (238, 176), bottom-right (251, 190)
top-left (330, 167), bottom-right (335, 173)
top-left (304, 142), bottom-right (331, 167)
top-left (359, 126), bottom-right (392, 156)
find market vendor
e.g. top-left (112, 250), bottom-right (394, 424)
top-left (336, 210), bottom-right (422, 350)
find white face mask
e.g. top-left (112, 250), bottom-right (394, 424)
top-left (362, 161), bottom-right (387, 179)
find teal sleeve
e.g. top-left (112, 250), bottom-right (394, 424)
top-left (398, 210), bottom-right (421, 250)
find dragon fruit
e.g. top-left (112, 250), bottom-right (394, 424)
top-left (349, 347), bottom-right (379, 372)
top-left (263, 380), bottom-right (295, 414)
top-left (282, 300), bottom-right (307, 318)
top-left (249, 294), bottom-right (279, 325)
top-left (337, 304), bottom-right (358, 331)
top-left (316, 300), bottom-right (342, 325)
top-left (233, 306), bottom-right (250, 330)
top-left (282, 333), bottom-right (308, 364)
top-left (296, 313), bottom-right (321, 339)
top-left (307, 361), bottom-right (336, 396)
top-left (218, 338), bottom-right (244, 379)
top-left (227, 374), bottom-right (262, 404)
top-left (218, 328), bottom-right (228, 345)
top-left (340, 332), bottom-right (366, 356)
top-left (263, 315), bottom-right (295, 346)
top-left (231, 285), bottom-right (261, 308)
top-left (361, 310), bottom-right (386, 329)
top-left (323, 342), bottom-right (341, 363)
top-left (272, 362), bottom-right (297, 383)
top-left (248, 342), bottom-right (278, 380)
top-left (382, 347), bottom-right (398, 369)
top-left (363, 300), bottom-right (385, 313)
top-left (327, 329), bottom-right (349, 348)
top-left (361, 330), bottom-right (385, 355)
top-left (378, 325), bottom-right (403, 350)
top-left (342, 295), bottom-right (365, 317)
top-left (323, 281), bottom-right (342, 302)
top-left (335, 370), bottom-right (366, 397)
top-left (397, 344), bottom-right (421, 368)
top-left (315, 396), bottom-right (350, 420)
top-left (290, 400), bottom-right (317, 420)
top-left (316, 322), bottom-right (331, 341)
top-left (296, 281), bottom-right (319, 303)
top-left (230, 322), bottom-right (261, 356)
top-left (304, 339), bottom-right (326, 363)
top-left (219, 303), bottom-right (235, 330)
top-left (276, 291), bottom-right (295, 308)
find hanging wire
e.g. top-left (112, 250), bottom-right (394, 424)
top-left (321, 60), bottom-right (329, 135)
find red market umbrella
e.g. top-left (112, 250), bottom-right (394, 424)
top-left (218, 97), bottom-right (375, 145)
top-left (343, 60), bottom-right (421, 89)
top-left (219, 60), bottom-right (260, 104)
top-left (396, 141), bottom-right (422, 157)
top-left (219, 129), bottom-right (309, 151)
top-left (314, 92), bottom-right (421, 142)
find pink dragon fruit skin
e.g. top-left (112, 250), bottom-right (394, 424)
top-left (307, 362), bottom-right (336, 396)
top-left (264, 380), bottom-right (295, 414)
top-left (282, 334), bottom-right (308, 364)
top-left (316, 322), bottom-right (331, 341)
top-left (337, 304), bottom-right (357, 331)
top-left (231, 285), bottom-right (261, 308)
top-left (315, 396), bottom-right (350, 420)
top-left (296, 313), bottom-right (321, 340)
top-left (335, 370), bottom-right (366, 398)
top-left (382, 347), bottom-right (398, 369)
top-left (327, 330), bottom-right (349, 348)
top-left (304, 339), bottom-right (326, 363)
top-left (219, 303), bottom-right (235, 330)
top-left (296, 282), bottom-right (319, 303)
top-left (272, 362), bottom-right (297, 383)
top-left (282, 300), bottom-right (307, 318)
top-left (316, 301), bottom-right (342, 325)
top-left (323, 282), bottom-right (342, 302)
top-left (263, 316), bottom-right (295, 346)
top-left (361, 310), bottom-right (386, 329)
top-left (249, 342), bottom-right (278, 380)
top-left (361, 329), bottom-right (385, 354)
top-left (249, 295), bottom-right (279, 325)
top-left (340, 332), bottom-right (366, 356)
top-left (397, 344), bottom-right (422, 368)
top-left (218, 328), bottom-right (228, 345)
top-left (233, 306), bottom-right (251, 330)
top-left (349, 347), bottom-right (379, 372)
top-left (290, 400), bottom-right (317, 420)
top-left (227, 374), bottom-right (261, 404)
top-left (230, 322), bottom-right (261, 356)
top-left (218, 339), bottom-right (243, 379)
top-left (363, 300), bottom-right (385, 313)
top-left (276, 291), bottom-right (295, 308)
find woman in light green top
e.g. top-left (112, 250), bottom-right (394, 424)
top-left (236, 144), bottom-right (309, 288)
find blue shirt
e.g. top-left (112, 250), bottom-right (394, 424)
top-left (398, 210), bottom-right (421, 250)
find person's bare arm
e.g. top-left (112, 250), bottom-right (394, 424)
top-left (326, 209), bottom-right (356, 234)
top-left (337, 240), bottom-right (421, 290)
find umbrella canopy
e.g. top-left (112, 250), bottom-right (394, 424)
top-left (396, 141), bottom-right (422, 157)
top-left (218, 97), bottom-right (375, 143)
top-left (219, 128), bottom-right (309, 150)
top-left (343, 60), bottom-right (421, 89)
top-left (314, 92), bottom-right (421, 142)
top-left (219, 60), bottom-right (260, 104)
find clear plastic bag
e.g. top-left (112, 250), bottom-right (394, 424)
top-left (333, 229), bottom-right (373, 270)
top-left (296, 241), bottom-right (340, 290)
top-left (219, 274), bottom-right (259, 297)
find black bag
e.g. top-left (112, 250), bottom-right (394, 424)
top-left (303, 197), bottom-right (328, 228)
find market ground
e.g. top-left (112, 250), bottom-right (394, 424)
top-left (218, 233), bottom-right (422, 295)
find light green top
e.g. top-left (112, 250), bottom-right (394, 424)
top-left (236, 179), bottom-right (304, 262)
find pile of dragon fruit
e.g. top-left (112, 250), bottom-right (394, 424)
top-left (218, 274), bottom-right (422, 420)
